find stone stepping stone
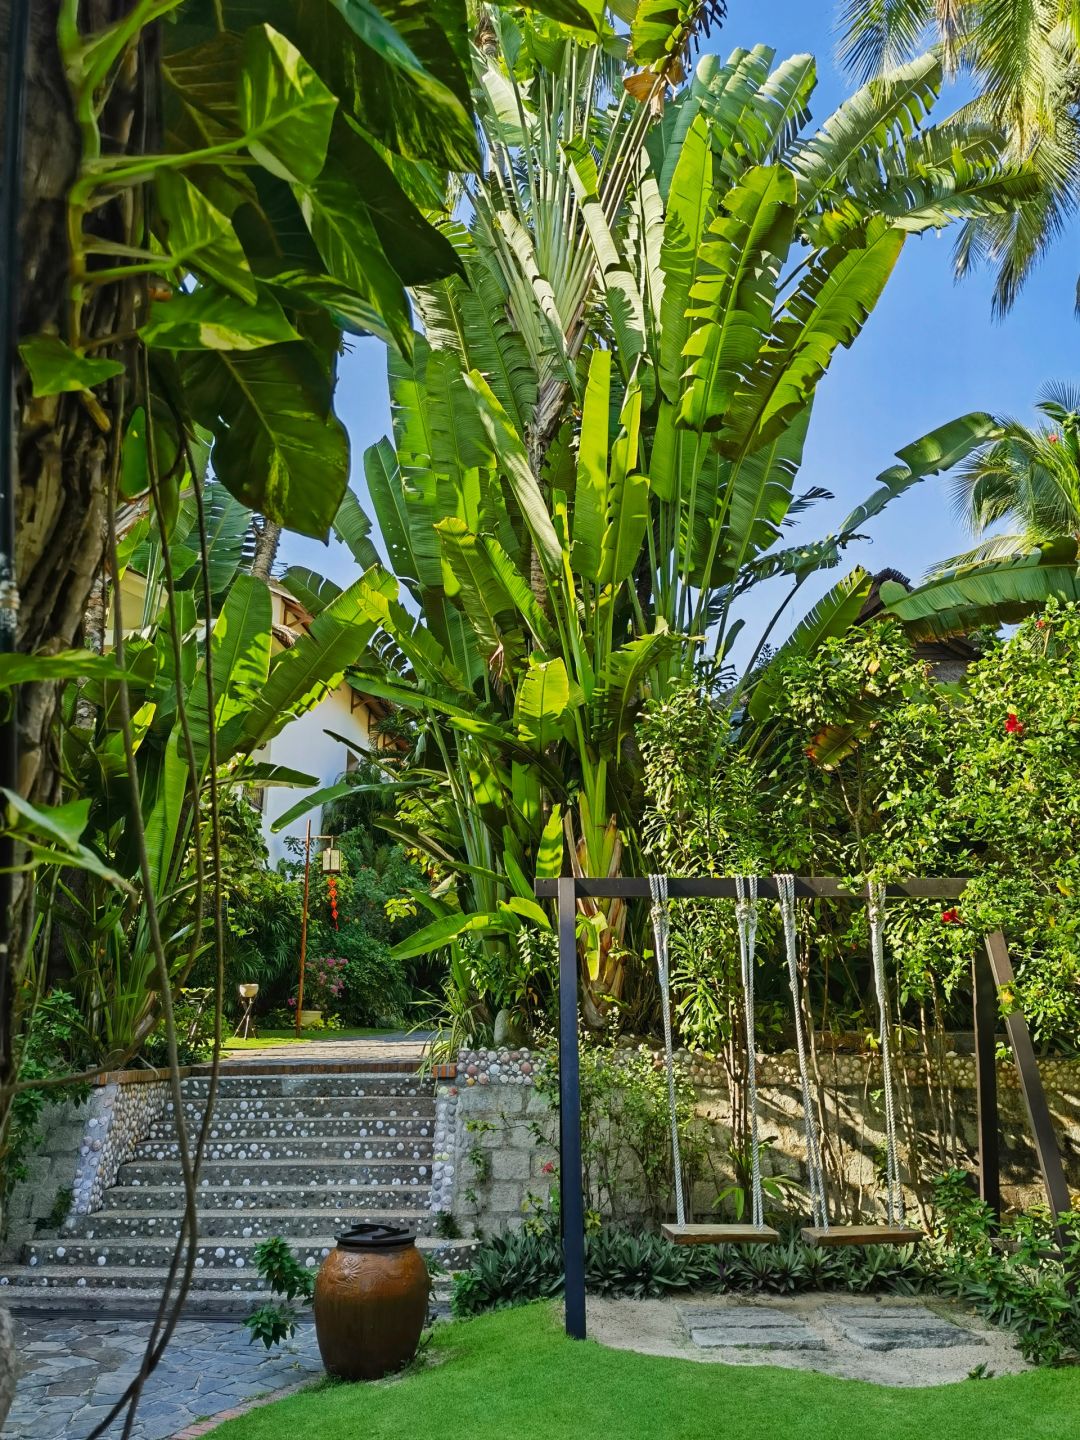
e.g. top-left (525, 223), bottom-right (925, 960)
top-left (822, 1303), bottom-right (984, 1351)
top-left (678, 1305), bottom-right (825, 1352)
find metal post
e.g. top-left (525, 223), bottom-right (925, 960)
top-left (972, 945), bottom-right (1001, 1219)
top-left (984, 930), bottom-right (1072, 1235)
top-left (296, 819), bottom-right (312, 1036)
top-left (557, 876), bottom-right (586, 1340)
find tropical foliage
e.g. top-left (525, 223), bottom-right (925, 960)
top-left (278, 32), bottom-right (1035, 1020)
top-left (932, 381), bottom-right (1080, 571)
top-left (837, 0), bottom-right (1080, 310)
top-left (641, 602), bottom-right (1080, 1051)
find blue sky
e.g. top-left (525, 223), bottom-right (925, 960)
top-left (282, 0), bottom-right (1079, 645)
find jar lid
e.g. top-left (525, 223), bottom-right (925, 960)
top-left (335, 1222), bottom-right (417, 1250)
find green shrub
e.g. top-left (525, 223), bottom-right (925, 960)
top-left (244, 1236), bottom-right (316, 1349)
top-left (450, 1223), bottom-right (926, 1318)
top-left (140, 988), bottom-right (216, 1067)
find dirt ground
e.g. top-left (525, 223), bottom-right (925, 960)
top-left (585, 1293), bottom-right (1030, 1387)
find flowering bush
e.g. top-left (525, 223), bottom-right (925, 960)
top-left (295, 955), bottom-right (347, 1015)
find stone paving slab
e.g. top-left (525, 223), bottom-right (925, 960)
top-left (6, 1315), bottom-right (323, 1440)
top-left (678, 1305), bottom-right (825, 1351)
top-left (820, 1302), bottom-right (985, 1352)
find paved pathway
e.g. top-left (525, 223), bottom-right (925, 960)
top-left (213, 1031), bottom-right (436, 1069)
top-left (7, 1315), bottom-right (322, 1440)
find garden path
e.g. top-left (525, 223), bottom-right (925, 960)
top-left (6, 1314), bottom-right (322, 1440)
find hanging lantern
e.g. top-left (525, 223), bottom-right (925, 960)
top-left (322, 846), bottom-right (341, 874)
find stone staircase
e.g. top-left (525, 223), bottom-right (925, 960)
top-left (1, 1069), bottom-right (466, 1315)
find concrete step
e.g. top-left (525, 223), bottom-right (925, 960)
top-left (1, 1238), bottom-right (474, 1308)
top-left (179, 1074), bottom-right (433, 1099)
top-left (168, 1097), bottom-right (436, 1124)
top-left (147, 1117), bottom-right (435, 1145)
top-left (23, 1233), bottom-right (474, 1280)
top-left (116, 1157), bottom-right (432, 1188)
top-left (132, 1135), bottom-right (434, 1164)
top-left (64, 1200), bottom-right (435, 1241)
top-left (102, 1181), bottom-right (435, 1214)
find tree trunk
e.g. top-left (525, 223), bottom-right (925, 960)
top-left (0, 3), bottom-right (143, 1423)
top-left (249, 517), bottom-right (282, 582)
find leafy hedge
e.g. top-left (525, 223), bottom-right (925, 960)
top-left (452, 1185), bottom-right (1080, 1366)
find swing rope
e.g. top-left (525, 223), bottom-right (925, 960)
top-left (649, 874), bottom-right (686, 1226)
top-left (869, 879), bottom-right (904, 1224)
top-left (735, 875), bottom-right (765, 1230)
top-left (775, 874), bottom-right (829, 1230)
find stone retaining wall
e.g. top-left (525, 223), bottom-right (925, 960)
top-left (2, 1072), bottom-right (170, 1255)
top-left (442, 1046), bottom-right (1080, 1234)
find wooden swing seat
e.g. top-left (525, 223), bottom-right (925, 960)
top-left (662, 1223), bottom-right (780, 1246)
top-left (800, 1224), bottom-right (922, 1248)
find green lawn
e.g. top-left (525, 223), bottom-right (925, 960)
top-left (223, 1028), bottom-right (400, 1049)
top-left (212, 1303), bottom-right (1080, 1440)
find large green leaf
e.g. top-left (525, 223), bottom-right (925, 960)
top-left (678, 164), bottom-right (797, 432)
top-left (723, 216), bottom-right (905, 454)
top-left (139, 282), bottom-right (299, 351)
top-left (239, 24), bottom-right (338, 184)
top-left (329, 0), bottom-right (478, 170)
top-left (281, 565), bottom-right (343, 616)
top-left (179, 342), bottom-right (349, 538)
top-left (658, 112), bottom-right (713, 403)
top-left (237, 568), bottom-right (397, 749)
top-left (155, 171), bottom-right (257, 302)
top-left (788, 53), bottom-right (942, 218)
top-left (297, 159), bottom-right (413, 355)
top-left (18, 336), bottom-right (123, 396)
top-left (881, 541), bottom-right (1080, 641)
top-left (463, 371), bottom-right (563, 575)
top-left (571, 349), bottom-right (613, 581)
top-left (333, 487), bottom-right (382, 570)
top-left (514, 657), bottom-right (572, 748)
top-left (186, 574), bottom-right (273, 767)
top-left (389, 907), bottom-right (512, 961)
top-left (435, 518), bottom-right (516, 659)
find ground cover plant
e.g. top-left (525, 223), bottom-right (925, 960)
top-left (206, 1303), bottom-right (1080, 1440)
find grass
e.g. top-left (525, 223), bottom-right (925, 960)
top-left (223, 1028), bottom-right (401, 1049)
top-left (210, 1302), bottom-right (1080, 1440)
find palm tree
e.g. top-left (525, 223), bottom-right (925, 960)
top-left (837, 0), bottom-right (1080, 310)
top-left (932, 381), bottom-right (1080, 570)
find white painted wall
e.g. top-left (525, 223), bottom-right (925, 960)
top-left (259, 682), bottom-right (370, 866)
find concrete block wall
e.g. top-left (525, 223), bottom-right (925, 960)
top-left (2, 1098), bottom-right (87, 1255)
top-left (443, 1046), bottom-right (1080, 1236)
top-left (2, 1073), bottom-right (169, 1257)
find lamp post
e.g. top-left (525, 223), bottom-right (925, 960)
top-left (296, 822), bottom-right (341, 1037)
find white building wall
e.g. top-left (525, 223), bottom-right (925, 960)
top-left (260, 684), bottom-right (370, 866)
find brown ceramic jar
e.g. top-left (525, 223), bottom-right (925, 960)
top-left (313, 1223), bottom-right (429, 1381)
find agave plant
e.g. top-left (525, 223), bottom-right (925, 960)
top-left (275, 22), bottom-right (1034, 1017)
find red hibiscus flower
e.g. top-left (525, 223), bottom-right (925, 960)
top-left (941, 908), bottom-right (961, 925)
top-left (541, 1160), bottom-right (556, 1175)
top-left (1049, 433), bottom-right (1060, 444)
top-left (1005, 712), bottom-right (1024, 735)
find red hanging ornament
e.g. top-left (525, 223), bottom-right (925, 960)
top-left (326, 874), bottom-right (340, 930)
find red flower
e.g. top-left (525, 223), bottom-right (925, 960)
top-left (541, 1160), bottom-right (556, 1175)
top-left (1005, 712), bottom-right (1025, 735)
top-left (1049, 433), bottom-right (1060, 444)
top-left (1036, 619), bottom-right (1046, 630)
top-left (941, 908), bottom-right (961, 925)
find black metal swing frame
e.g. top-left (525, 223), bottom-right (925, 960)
top-left (534, 874), bottom-right (1073, 1341)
